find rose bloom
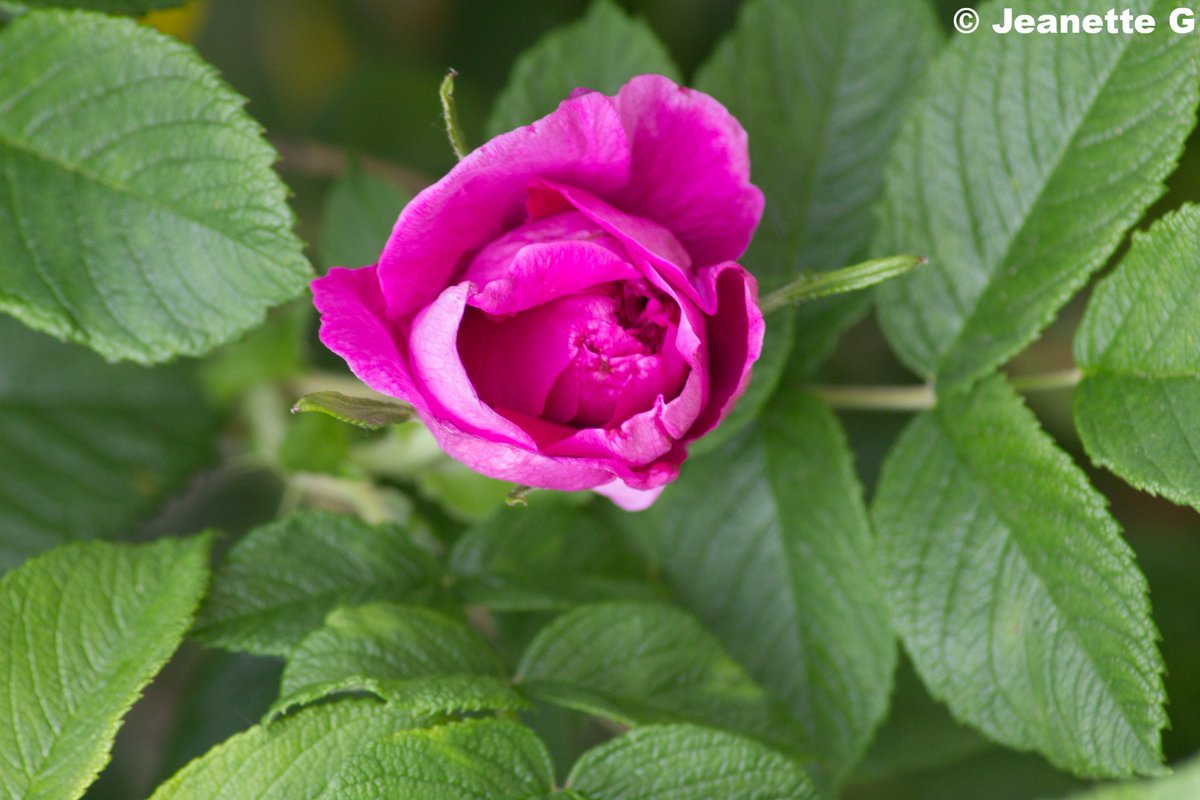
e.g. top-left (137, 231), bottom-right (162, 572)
top-left (312, 74), bottom-right (764, 510)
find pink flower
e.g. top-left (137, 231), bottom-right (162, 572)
top-left (311, 75), bottom-right (765, 510)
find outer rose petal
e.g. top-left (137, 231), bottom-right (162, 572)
top-left (377, 91), bottom-right (630, 318)
top-left (614, 74), bottom-right (765, 267)
top-left (594, 480), bottom-right (665, 512)
top-left (311, 265), bottom-right (426, 411)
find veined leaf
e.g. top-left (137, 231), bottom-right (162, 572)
top-left (517, 601), bottom-right (808, 758)
top-left (693, 0), bottom-right (941, 444)
top-left (192, 511), bottom-right (439, 656)
top-left (872, 375), bottom-right (1165, 778)
top-left (567, 724), bottom-right (817, 800)
top-left (270, 603), bottom-right (524, 719)
top-left (1074, 204), bottom-right (1200, 511)
top-left (0, 317), bottom-right (216, 571)
top-left (875, 0), bottom-right (1200, 384)
top-left (148, 700), bottom-right (415, 800)
top-left (318, 162), bottom-right (410, 270)
top-left (485, 0), bottom-right (679, 137)
top-left (652, 393), bottom-right (894, 786)
top-left (0, 10), bottom-right (311, 364)
top-left (0, 535), bottom-right (211, 800)
top-left (328, 719), bottom-right (555, 800)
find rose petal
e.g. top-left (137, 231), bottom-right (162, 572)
top-left (378, 91), bottom-right (631, 318)
top-left (593, 479), bottom-right (665, 511)
top-left (614, 74), bottom-right (764, 266)
top-left (467, 239), bottom-right (639, 316)
top-left (311, 265), bottom-right (426, 411)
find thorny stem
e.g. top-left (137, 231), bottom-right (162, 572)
top-left (809, 368), bottom-right (1083, 412)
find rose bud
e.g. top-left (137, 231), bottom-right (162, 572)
top-left (312, 74), bottom-right (764, 510)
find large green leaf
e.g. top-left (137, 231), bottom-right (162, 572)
top-left (6, 1), bottom-right (183, 12)
top-left (0, 318), bottom-right (216, 571)
top-left (652, 393), bottom-right (894, 785)
top-left (872, 375), bottom-right (1165, 778)
top-left (1058, 754), bottom-right (1200, 799)
top-left (485, 0), bottom-right (679, 137)
top-left (327, 719), bottom-right (556, 799)
top-left (875, 0), bottom-right (1200, 385)
top-left (693, 0), bottom-right (941, 443)
top-left (0, 535), bottom-right (211, 800)
top-left (192, 511), bottom-right (440, 656)
top-left (1074, 205), bottom-right (1200, 511)
top-left (567, 724), bottom-right (817, 800)
top-left (271, 603), bottom-right (524, 719)
top-left (148, 700), bottom-right (415, 800)
top-left (448, 496), bottom-right (661, 611)
top-left (0, 10), bottom-right (311, 364)
top-left (318, 162), bottom-right (410, 270)
top-left (517, 601), bottom-right (808, 758)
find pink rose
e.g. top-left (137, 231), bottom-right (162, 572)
top-left (311, 74), bottom-right (765, 510)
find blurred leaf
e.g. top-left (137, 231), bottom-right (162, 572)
top-left (872, 376), bottom-right (1165, 778)
top-left (148, 700), bottom-right (414, 800)
top-left (192, 510), bottom-right (439, 656)
top-left (517, 600), bottom-right (809, 759)
top-left (1074, 205), bottom-right (1200, 512)
top-left (449, 495), bottom-right (661, 611)
top-left (327, 719), bottom-right (555, 799)
top-left (486, 0), bottom-right (680, 137)
top-left (0, 317), bottom-right (216, 571)
top-left (694, 0), bottom-right (941, 444)
top-left (292, 390), bottom-right (413, 430)
top-left (0, 535), bottom-right (211, 800)
top-left (199, 302), bottom-right (310, 406)
top-left (1056, 754), bottom-right (1200, 799)
top-left (874, 0), bottom-right (1200, 384)
top-left (7, 0), bottom-right (182, 12)
top-left (318, 162), bottom-right (410, 269)
top-left (567, 724), bottom-right (817, 800)
top-left (653, 393), bottom-right (894, 786)
top-left (270, 603), bottom-right (524, 719)
top-left (278, 412), bottom-right (352, 475)
top-left (0, 11), bottom-right (311, 363)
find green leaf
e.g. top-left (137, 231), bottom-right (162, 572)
top-left (148, 700), bottom-right (415, 800)
top-left (199, 301), bottom-right (310, 406)
top-left (693, 0), bottom-right (941, 442)
top-left (327, 718), bottom-right (556, 799)
top-left (0, 10), bottom-right (311, 364)
top-left (448, 496), bottom-right (661, 611)
top-left (318, 162), bottom-right (410, 269)
top-left (517, 601), bottom-right (808, 759)
top-left (270, 603), bottom-right (524, 719)
top-left (0, 317), bottom-right (216, 571)
top-left (760, 255), bottom-right (926, 314)
top-left (0, 535), bottom-right (211, 800)
top-left (192, 510), bottom-right (440, 656)
top-left (567, 724), bottom-right (817, 800)
top-left (1074, 205), bottom-right (1200, 511)
top-left (872, 375), bottom-right (1165, 778)
top-left (485, 0), bottom-right (680, 137)
top-left (292, 390), bottom-right (414, 430)
top-left (874, 0), bottom-right (1200, 384)
top-left (1058, 754), bottom-right (1200, 799)
top-left (278, 411), bottom-right (352, 475)
top-left (652, 393), bottom-right (894, 785)
top-left (6, 1), bottom-right (183, 13)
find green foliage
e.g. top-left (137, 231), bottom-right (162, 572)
top-left (872, 376), bottom-right (1165, 778)
top-left (1074, 205), bottom-right (1200, 511)
top-left (271, 602), bottom-right (524, 718)
top-left (292, 390), bottom-right (414, 430)
top-left (652, 393), bottom-right (894, 785)
top-left (0, 10), bottom-right (310, 364)
top-left (567, 724), bottom-right (817, 800)
top-left (148, 700), bottom-right (417, 800)
top-left (485, 0), bottom-right (680, 137)
top-left (318, 163), bottom-right (411, 270)
top-left (0, 535), bottom-right (211, 800)
top-left (0, 317), bottom-right (216, 570)
top-left (193, 511), bottom-right (440, 656)
top-left (327, 719), bottom-right (556, 799)
top-left (6, 1), bottom-right (183, 12)
top-left (449, 496), bottom-right (662, 610)
top-left (517, 601), bottom-right (809, 758)
top-left (1059, 755), bottom-right (1200, 799)
top-left (875, 0), bottom-right (1200, 385)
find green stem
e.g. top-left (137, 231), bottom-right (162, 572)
top-left (760, 254), bottom-right (926, 315)
top-left (810, 368), bottom-right (1083, 412)
top-left (439, 69), bottom-right (469, 161)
